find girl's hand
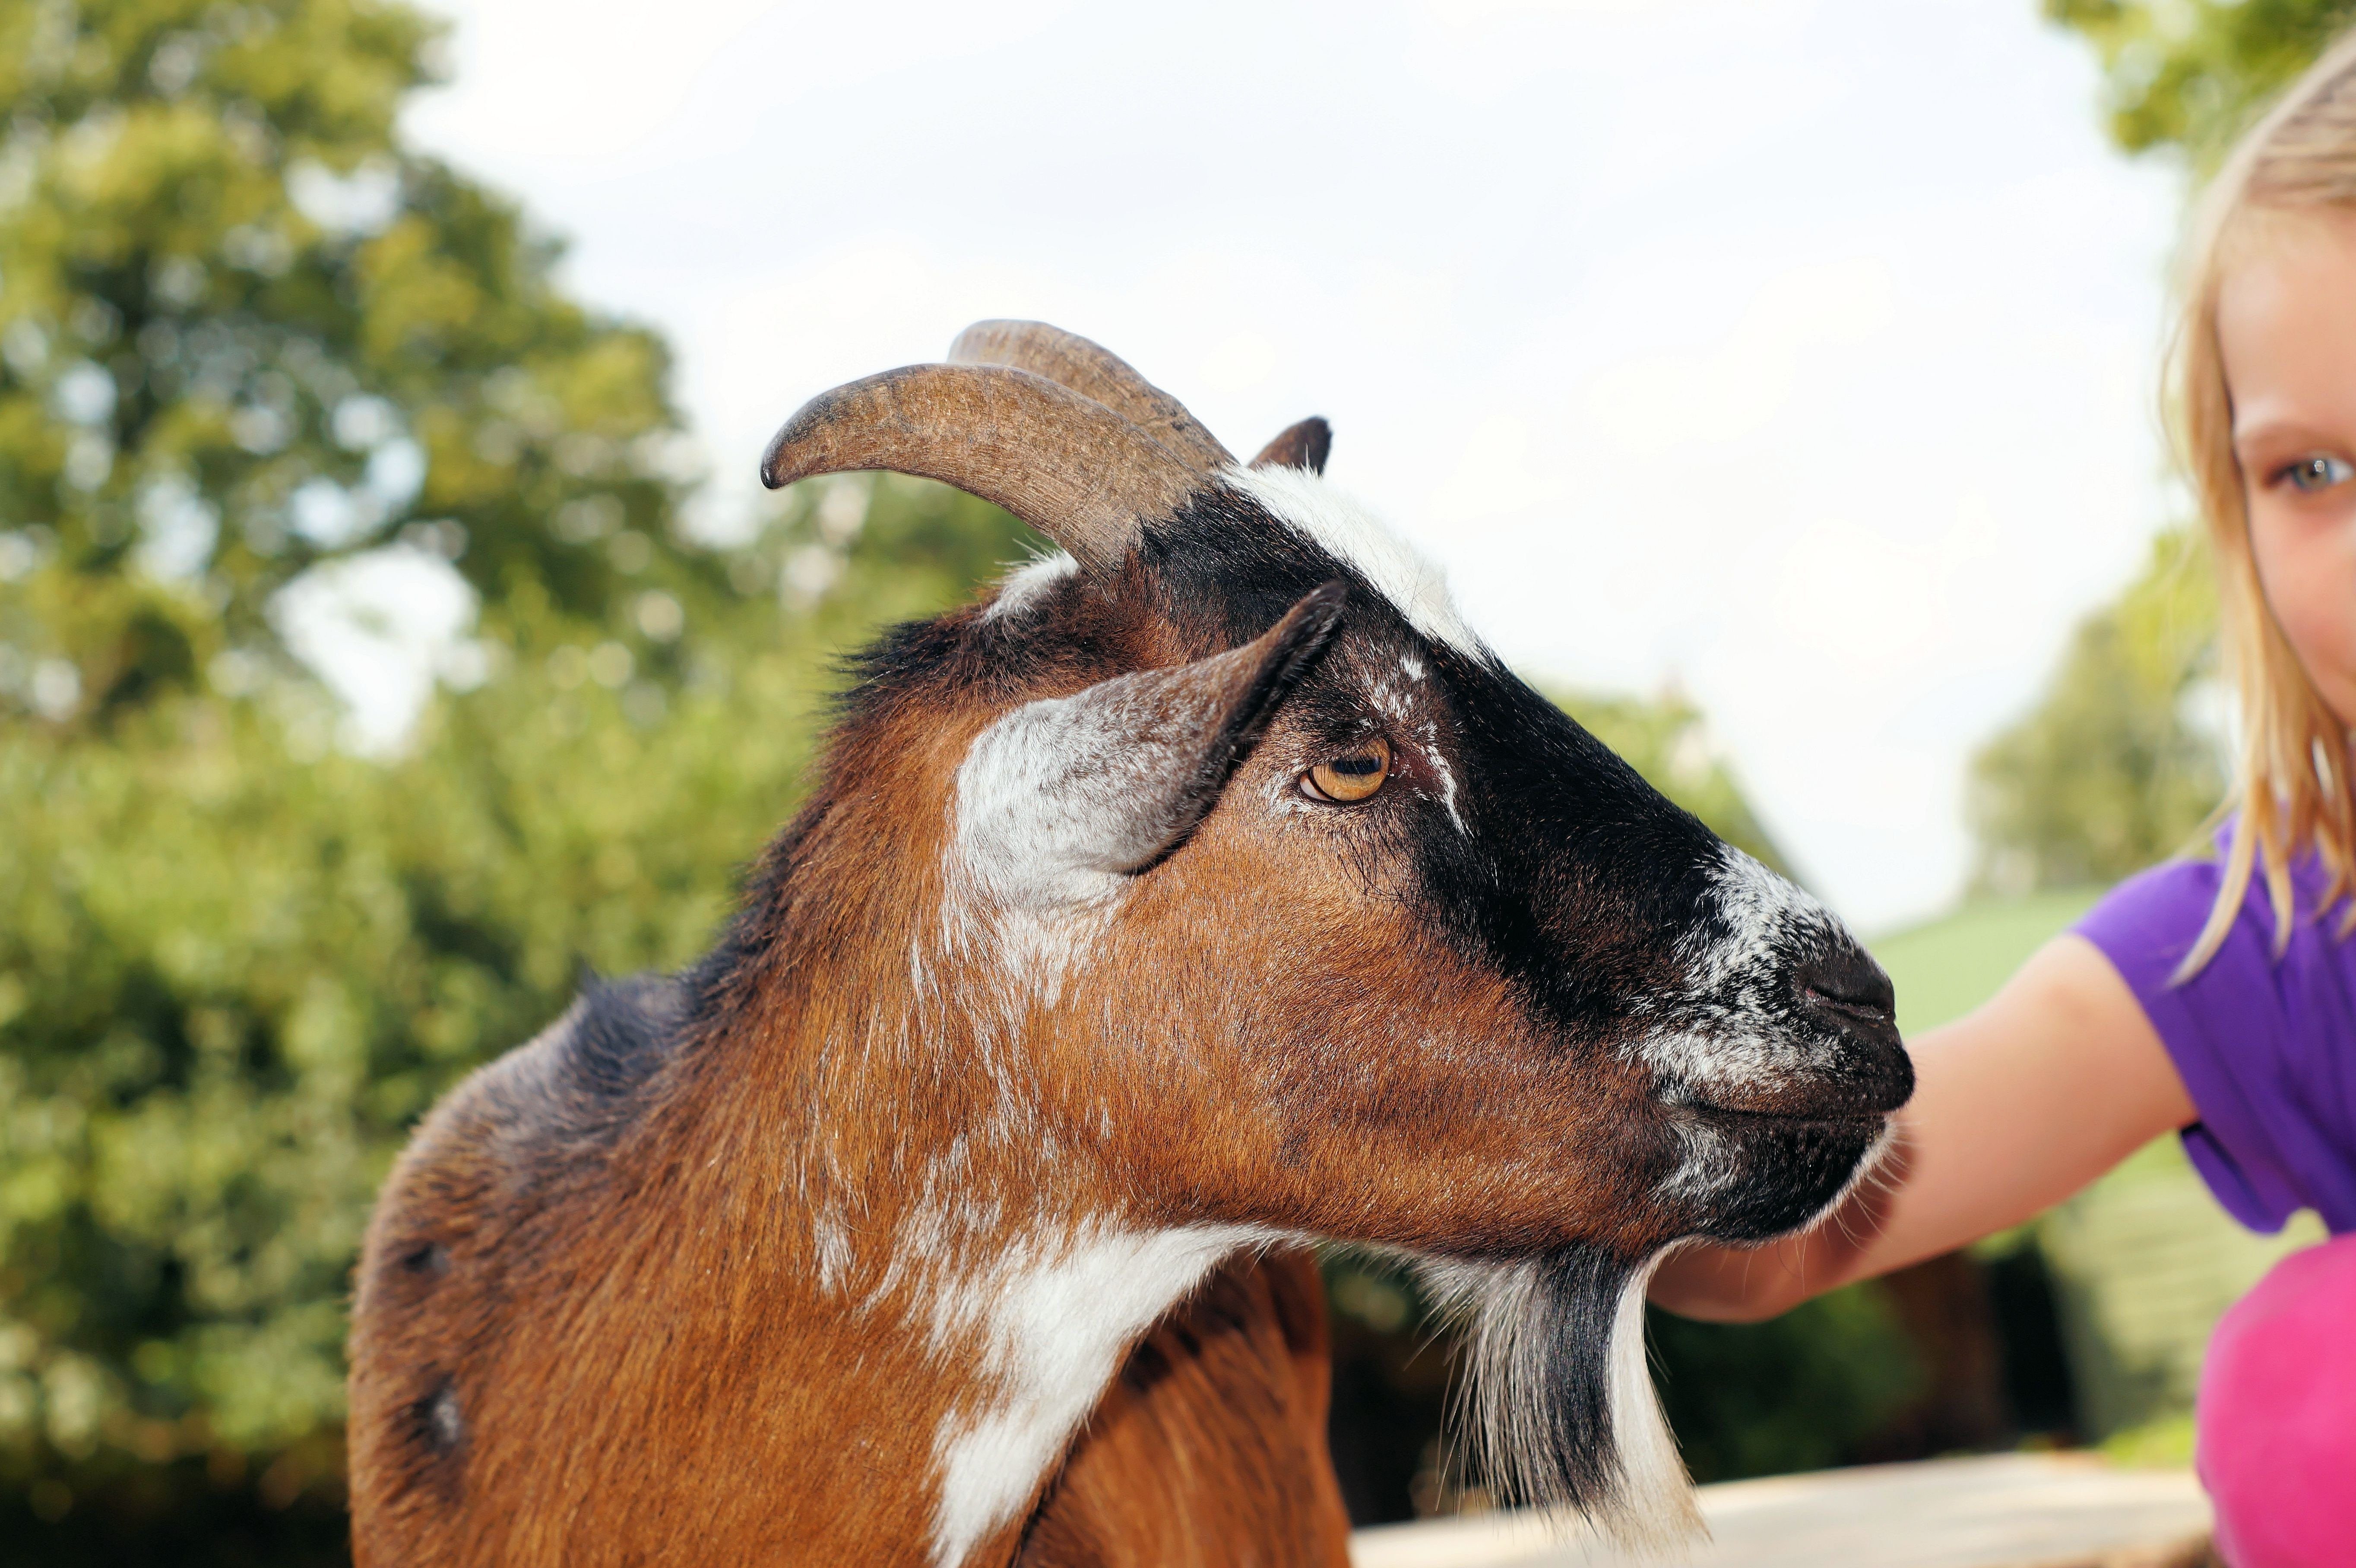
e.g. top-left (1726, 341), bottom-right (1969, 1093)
top-left (1649, 933), bottom-right (2196, 1322)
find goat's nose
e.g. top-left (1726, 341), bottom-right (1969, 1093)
top-left (1794, 942), bottom-right (1896, 1034)
top-left (1792, 940), bottom-right (1911, 1113)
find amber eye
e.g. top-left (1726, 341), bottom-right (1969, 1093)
top-left (1302, 737), bottom-right (1392, 804)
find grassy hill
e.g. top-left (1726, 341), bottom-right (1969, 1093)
top-left (1872, 889), bottom-right (2105, 1037)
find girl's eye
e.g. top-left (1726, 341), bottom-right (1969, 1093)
top-left (1302, 737), bottom-right (1392, 804)
top-left (2277, 454), bottom-right (2356, 494)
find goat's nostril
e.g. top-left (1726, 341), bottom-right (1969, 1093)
top-left (1793, 946), bottom-right (1897, 1029)
top-left (1803, 984), bottom-right (1894, 1027)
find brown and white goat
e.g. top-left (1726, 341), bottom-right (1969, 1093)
top-left (348, 322), bottom-right (1912, 1566)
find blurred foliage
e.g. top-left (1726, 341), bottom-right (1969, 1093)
top-left (0, 0), bottom-right (722, 729)
top-left (2101, 1410), bottom-right (2198, 1467)
top-left (1648, 1288), bottom-right (1923, 1483)
top-left (2046, 0), bottom-right (2356, 167)
top-left (0, 464), bottom-right (1027, 1556)
top-left (0, 8), bottom-right (798, 1540)
top-left (1967, 528), bottom-right (2225, 894)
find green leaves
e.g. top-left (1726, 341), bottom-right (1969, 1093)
top-left (0, 610), bottom-right (822, 1524)
top-left (1648, 1286), bottom-right (1923, 1483)
top-left (1967, 528), bottom-right (2226, 892)
top-left (2045, 0), bottom-right (2356, 167)
top-left (0, 0), bottom-right (711, 717)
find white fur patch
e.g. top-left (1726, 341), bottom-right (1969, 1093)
top-left (946, 632), bottom-right (1292, 1002)
top-left (980, 551), bottom-right (1078, 623)
top-left (952, 681), bottom-right (1184, 911)
top-left (1602, 1252), bottom-right (1700, 1548)
top-left (1690, 846), bottom-right (1831, 995)
top-left (944, 677), bottom-right (1161, 1002)
top-left (1654, 1114), bottom-right (1743, 1204)
top-left (1224, 464), bottom-right (1485, 661)
top-left (1633, 844), bottom-right (1850, 1097)
top-left (928, 1223), bottom-right (1273, 1567)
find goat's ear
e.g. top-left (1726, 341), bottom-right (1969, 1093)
top-left (955, 584), bottom-right (1346, 910)
top-left (1249, 417), bottom-right (1331, 474)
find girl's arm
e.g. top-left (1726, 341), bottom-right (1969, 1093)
top-left (1649, 933), bottom-right (2198, 1323)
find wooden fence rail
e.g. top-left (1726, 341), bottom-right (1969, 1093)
top-left (1350, 1453), bottom-right (2212, 1568)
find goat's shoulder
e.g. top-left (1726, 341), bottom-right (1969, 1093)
top-left (348, 975), bottom-right (687, 1544)
top-left (368, 974), bottom-right (687, 1252)
top-left (529, 971), bottom-right (689, 1128)
top-left (467, 971), bottom-right (686, 1170)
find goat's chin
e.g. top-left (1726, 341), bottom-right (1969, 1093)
top-left (1418, 1245), bottom-right (1702, 1551)
top-left (1679, 1112), bottom-right (1893, 1245)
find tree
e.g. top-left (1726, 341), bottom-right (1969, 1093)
top-left (1967, 528), bottom-right (2226, 892)
top-left (2046, 0), bottom-right (2356, 166)
top-left (0, 470), bottom-right (1020, 1560)
top-left (0, 0), bottom-right (715, 733)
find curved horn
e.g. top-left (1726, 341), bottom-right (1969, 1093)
top-left (759, 362), bottom-right (1202, 576)
top-left (949, 320), bottom-right (1235, 474)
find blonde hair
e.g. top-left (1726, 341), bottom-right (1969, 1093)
top-left (2172, 30), bottom-right (2356, 977)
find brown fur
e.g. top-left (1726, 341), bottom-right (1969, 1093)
top-left (1015, 1251), bottom-right (1350, 1568)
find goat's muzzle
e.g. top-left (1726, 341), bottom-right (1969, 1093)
top-left (1686, 931), bottom-right (1913, 1125)
top-left (1789, 936), bottom-right (1911, 1113)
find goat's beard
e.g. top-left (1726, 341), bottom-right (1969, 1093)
top-left (1419, 1245), bottom-right (1702, 1549)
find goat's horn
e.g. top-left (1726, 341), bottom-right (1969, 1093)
top-left (949, 320), bottom-right (1235, 475)
top-left (760, 363), bottom-right (1201, 576)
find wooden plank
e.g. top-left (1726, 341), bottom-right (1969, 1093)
top-left (1350, 1454), bottom-right (2210, 1568)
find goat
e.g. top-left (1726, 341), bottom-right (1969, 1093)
top-left (347, 321), bottom-right (1911, 1567)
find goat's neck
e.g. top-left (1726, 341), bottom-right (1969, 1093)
top-left (652, 891), bottom-right (1265, 1567)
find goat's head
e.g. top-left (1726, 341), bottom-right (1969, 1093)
top-left (757, 322), bottom-right (1911, 1546)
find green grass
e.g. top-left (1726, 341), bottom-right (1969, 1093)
top-left (2102, 1412), bottom-right (2197, 1468)
top-left (1869, 888), bottom-right (2106, 1037)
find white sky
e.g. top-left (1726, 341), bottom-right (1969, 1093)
top-left (390, 0), bottom-right (2184, 930)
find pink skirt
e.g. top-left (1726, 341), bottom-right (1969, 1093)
top-left (2198, 1232), bottom-right (2356, 1567)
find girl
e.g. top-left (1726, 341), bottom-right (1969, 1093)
top-left (1652, 32), bottom-right (2356, 1568)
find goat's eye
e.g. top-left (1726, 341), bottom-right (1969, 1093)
top-left (1302, 737), bottom-right (1392, 804)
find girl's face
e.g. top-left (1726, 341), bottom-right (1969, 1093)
top-left (2218, 211), bottom-right (2356, 727)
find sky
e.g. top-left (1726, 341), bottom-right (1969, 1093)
top-left (384, 0), bottom-right (2185, 930)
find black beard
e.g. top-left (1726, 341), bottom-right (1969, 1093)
top-left (1421, 1242), bottom-right (1700, 1548)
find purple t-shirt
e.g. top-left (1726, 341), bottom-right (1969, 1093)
top-left (2077, 850), bottom-right (2356, 1236)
